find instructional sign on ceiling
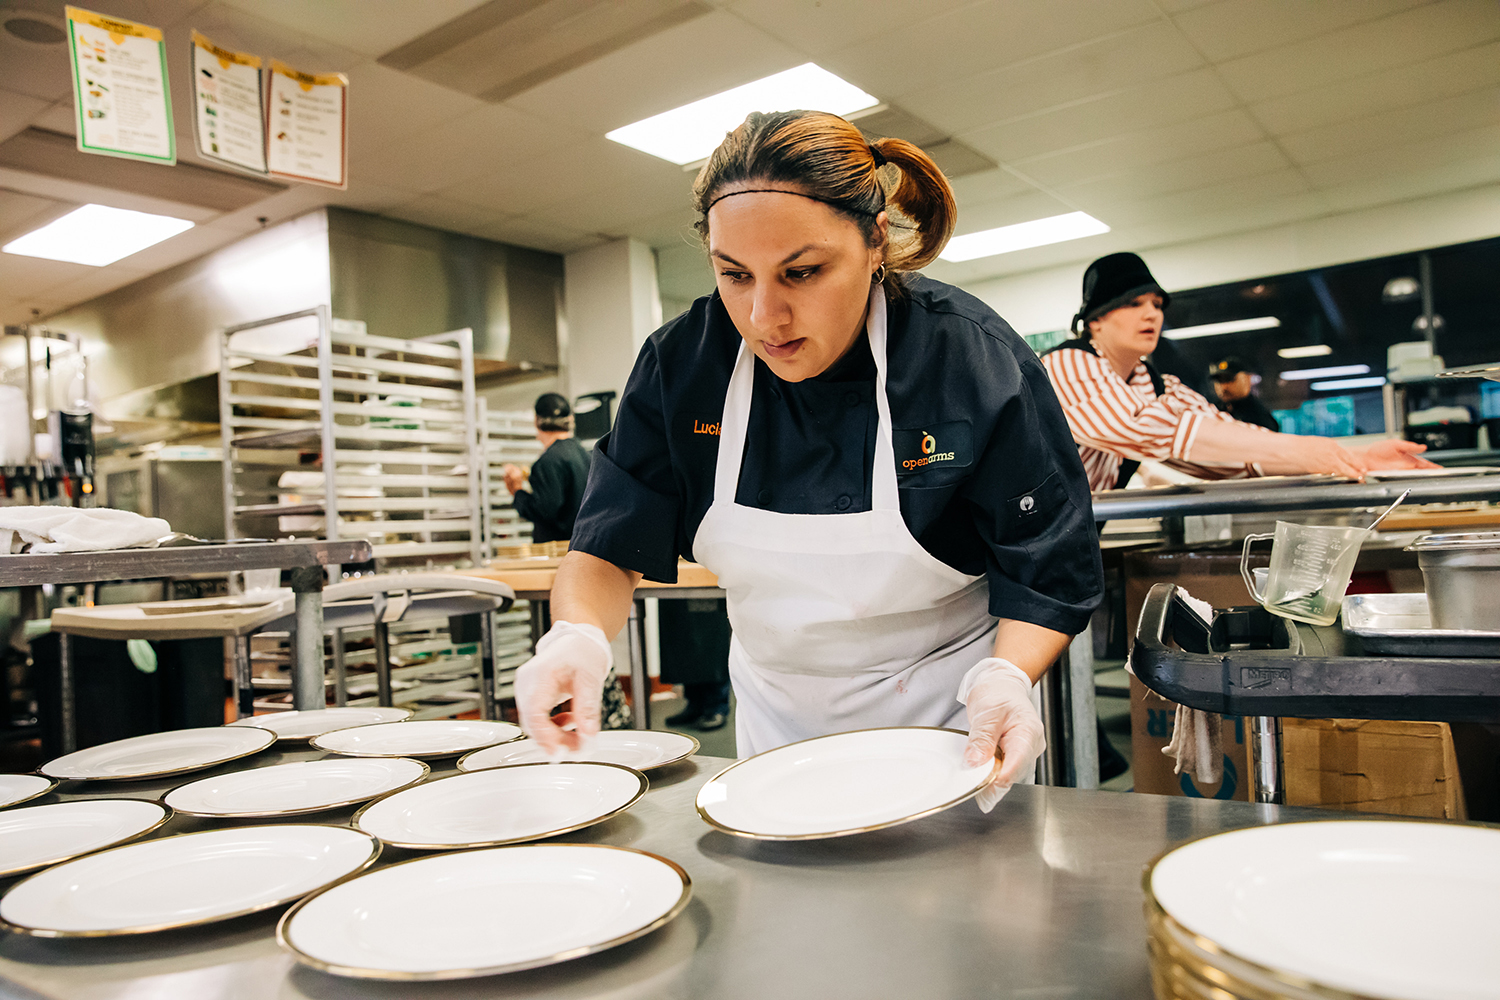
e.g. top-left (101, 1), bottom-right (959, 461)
top-left (266, 61), bottom-right (348, 189)
top-left (190, 31), bottom-right (266, 174)
top-left (65, 6), bottom-right (175, 164)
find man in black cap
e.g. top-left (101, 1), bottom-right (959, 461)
top-left (1209, 357), bottom-right (1280, 432)
top-left (503, 393), bottom-right (591, 544)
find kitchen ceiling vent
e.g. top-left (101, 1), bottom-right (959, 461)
top-left (3, 13), bottom-right (65, 44)
top-left (379, 0), bottom-right (711, 104)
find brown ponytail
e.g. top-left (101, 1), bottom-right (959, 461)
top-left (693, 111), bottom-right (957, 284)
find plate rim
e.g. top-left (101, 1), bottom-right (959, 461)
top-left (0, 798), bottom-right (173, 878)
top-left (276, 842), bottom-right (693, 981)
top-left (226, 706), bottom-right (415, 742)
top-left (1141, 816), bottom-right (1499, 999)
top-left (161, 757), bottom-right (431, 819)
top-left (351, 760), bottom-right (649, 850)
top-left (0, 774), bottom-right (58, 811)
top-left (0, 823), bottom-right (382, 938)
top-left (454, 731), bottom-right (700, 774)
top-left (39, 726), bottom-right (276, 781)
top-left (309, 720), bottom-right (524, 759)
top-left (694, 725), bottom-right (996, 841)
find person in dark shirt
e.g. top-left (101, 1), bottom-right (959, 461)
top-left (1208, 357), bottom-right (1281, 432)
top-left (503, 393), bottom-right (591, 545)
top-left (514, 110), bottom-right (1104, 807)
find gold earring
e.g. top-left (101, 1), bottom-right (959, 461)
top-left (872, 263), bottom-right (887, 284)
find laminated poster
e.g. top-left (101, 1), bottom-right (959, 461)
top-left (65, 6), bottom-right (175, 164)
top-left (191, 31), bottom-right (266, 174)
top-left (266, 60), bottom-right (347, 189)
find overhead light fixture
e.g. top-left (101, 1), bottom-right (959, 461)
top-left (3, 204), bottom-right (194, 267)
top-left (606, 63), bottom-right (878, 165)
top-left (1278, 344), bottom-right (1333, 359)
top-left (1382, 276), bottom-right (1421, 302)
top-left (938, 212), bottom-right (1109, 262)
top-left (1161, 316), bottom-right (1281, 340)
top-left (1310, 376), bottom-right (1386, 391)
top-left (1280, 364), bottom-right (1371, 381)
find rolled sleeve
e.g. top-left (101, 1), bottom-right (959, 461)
top-left (570, 444), bottom-right (681, 583)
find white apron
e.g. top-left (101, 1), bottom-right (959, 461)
top-left (692, 287), bottom-right (999, 757)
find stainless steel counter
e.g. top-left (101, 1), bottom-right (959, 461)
top-left (1091, 473), bottom-right (1500, 520)
top-left (0, 748), bottom-right (1331, 1000)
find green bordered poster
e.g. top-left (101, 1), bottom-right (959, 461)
top-left (266, 60), bottom-right (347, 189)
top-left (65, 6), bottom-right (175, 165)
top-left (191, 31), bottom-right (266, 174)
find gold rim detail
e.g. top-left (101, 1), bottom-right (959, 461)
top-left (0, 775), bottom-right (58, 811)
top-left (454, 731), bottom-right (701, 773)
top-left (226, 707), bottom-right (415, 742)
top-left (310, 722), bottom-right (523, 759)
top-left (39, 728), bottom-right (276, 781)
top-left (161, 759), bottom-right (431, 819)
top-left (0, 800), bottom-right (172, 878)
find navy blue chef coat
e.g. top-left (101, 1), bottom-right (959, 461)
top-left (570, 274), bottom-right (1103, 635)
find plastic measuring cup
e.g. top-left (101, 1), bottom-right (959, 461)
top-left (1240, 521), bottom-right (1371, 626)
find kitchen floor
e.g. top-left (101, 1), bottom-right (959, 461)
top-left (646, 690), bottom-right (737, 758)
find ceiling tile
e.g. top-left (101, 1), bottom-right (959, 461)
top-left (1216, 0), bottom-right (1500, 104)
top-left (1171, 0), bottom-right (1428, 63)
top-left (382, 194), bottom-right (514, 237)
top-left (525, 170), bottom-right (695, 236)
top-left (1055, 141), bottom-right (1292, 203)
top-left (0, 250), bottom-right (95, 299)
top-left (1316, 140), bottom-right (1500, 213)
top-left (722, 0), bottom-right (976, 56)
top-left (948, 168), bottom-right (1045, 207)
top-left (446, 137), bottom-right (677, 216)
top-left (960, 67), bottom-right (1238, 163)
top-left (1300, 121), bottom-right (1500, 188)
top-left (1250, 39), bottom-right (1500, 135)
top-left (215, 0), bottom-right (492, 58)
top-left (1006, 109), bottom-right (1265, 188)
top-left (821, 0), bottom-right (1165, 103)
top-left (0, 188), bottom-right (72, 243)
top-left (619, 205), bottom-right (701, 248)
top-left (0, 10), bottom-right (74, 102)
top-left (28, 101), bottom-right (76, 136)
top-left (504, 10), bottom-right (801, 135)
top-left (471, 216), bottom-right (599, 256)
top-left (344, 62), bottom-right (486, 157)
top-left (0, 89), bottom-right (49, 145)
top-left (900, 21), bottom-right (1204, 138)
top-left (951, 189), bottom-right (1078, 236)
top-left (1279, 85), bottom-right (1500, 165)
top-left (1078, 168), bottom-right (1315, 228)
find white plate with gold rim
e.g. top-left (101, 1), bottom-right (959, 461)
top-left (0, 774), bottom-right (56, 810)
top-left (226, 707), bottom-right (413, 741)
top-left (279, 844), bottom-right (690, 980)
top-left (312, 720), bottom-right (521, 759)
top-left (458, 730), bottom-right (699, 773)
top-left (1148, 820), bottom-right (1500, 1000)
top-left (696, 727), bottom-right (994, 840)
top-left (0, 824), bottom-right (380, 937)
top-left (353, 762), bottom-right (646, 849)
top-left (40, 727), bottom-right (275, 781)
top-left (0, 799), bottom-right (170, 878)
top-left (164, 757), bottom-right (429, 818)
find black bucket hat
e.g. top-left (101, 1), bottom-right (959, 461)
top-left (1072, 252), bottom-right (1170, 334)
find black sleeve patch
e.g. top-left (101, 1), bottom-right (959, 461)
top-left (893, 420), bottom-right (973, 475)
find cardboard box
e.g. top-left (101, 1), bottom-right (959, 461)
top-left (1283, 718), bottom-right (1466, 820)
top-left (1129, 675), bottom-right (1253, 801)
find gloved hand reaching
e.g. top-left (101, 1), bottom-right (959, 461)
top-left (513, 621), bottom-right (612, 755)
top-left (958, 657), bottom-right (1046, 813)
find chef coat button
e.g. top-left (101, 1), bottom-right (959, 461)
top-left (835, 495), bottom-right (851, 510)
top-left (757, 489), bottom-right (771, 506)
top-left (1020, 494), bottom-right (1036, 512)
top-left (845, 391), bottom-right (860, 406)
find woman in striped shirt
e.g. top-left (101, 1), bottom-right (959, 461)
top-left (1041, 253), bottom-right (1435, 494)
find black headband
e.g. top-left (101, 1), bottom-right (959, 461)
top-left (704, 188), bottom-right (879, 216)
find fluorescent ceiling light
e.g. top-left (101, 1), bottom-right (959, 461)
top-left (1278, 344), bottom-right (1333, 359)
top-left (3, 204), bottom-right (193, 267)
top-left (607, 63), bottom-right (878, 165)
top-left (1280, 364), bottom-right (1371, 381)
top-left (1162, 316), bottom-right (1281, 340)
top-left (939, 212), bottom-right (1109, 262)
top-left (1310, 376), bottom-right (1387, 391)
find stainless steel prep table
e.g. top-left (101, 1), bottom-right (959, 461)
top-left (1090, 473), bottom-right (1500, 521)
top-left (0, 540), bottom-right (373, 751)
top-left (0, 747), bottom-right (1330, 1000)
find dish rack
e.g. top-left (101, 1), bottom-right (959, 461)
top-left (218, 308), bottom-right (533, 718)
top-left (479, 404), bottom-right (544, 556)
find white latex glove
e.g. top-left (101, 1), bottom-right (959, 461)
top-left (958, 657), bottom-right (1046, 814)
top-left (513, 621), bottom-right (612, 755)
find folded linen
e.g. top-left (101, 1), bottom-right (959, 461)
top-left (0, 506), bottom-right (171, 554)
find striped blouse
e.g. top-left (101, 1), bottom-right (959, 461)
top-left (1040, 345), bottom-right (1263, 493)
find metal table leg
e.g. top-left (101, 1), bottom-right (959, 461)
top-left (331, 629), bottom-right (347, 707)
top-left (478, 610), bottom-right (497, 721)
top-left (626, 599), bottom-right (649, 730)
top-left (289, 566), bottom-right (326, 712)
top-left (372, 600), bottom-right (393, 709)
top-left (232, 635), bottom-right (253, 720)
top-left (58, 632), bottom-right (77, 754)
top-left (1037, 661), bottom-right (1069, 785)
top-left (1249, 715), bottom-right (1285, 804)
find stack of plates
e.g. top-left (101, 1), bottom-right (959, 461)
top-left (1145, 820), bottom-right (1500, 1000)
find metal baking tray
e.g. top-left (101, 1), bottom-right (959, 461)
top-left (1341, 593), bottom-right (1500, 658)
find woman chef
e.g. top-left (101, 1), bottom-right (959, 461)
top-left (515, 110), bottom-right (1103, 804)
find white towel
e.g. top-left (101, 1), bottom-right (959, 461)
top-left (0, 507), bottom-right (171, 554)
top-left (1159, 590), bottom-right (1225, 785)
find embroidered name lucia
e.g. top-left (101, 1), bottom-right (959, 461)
top-left (693, 420), bottom-right (720, 435)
